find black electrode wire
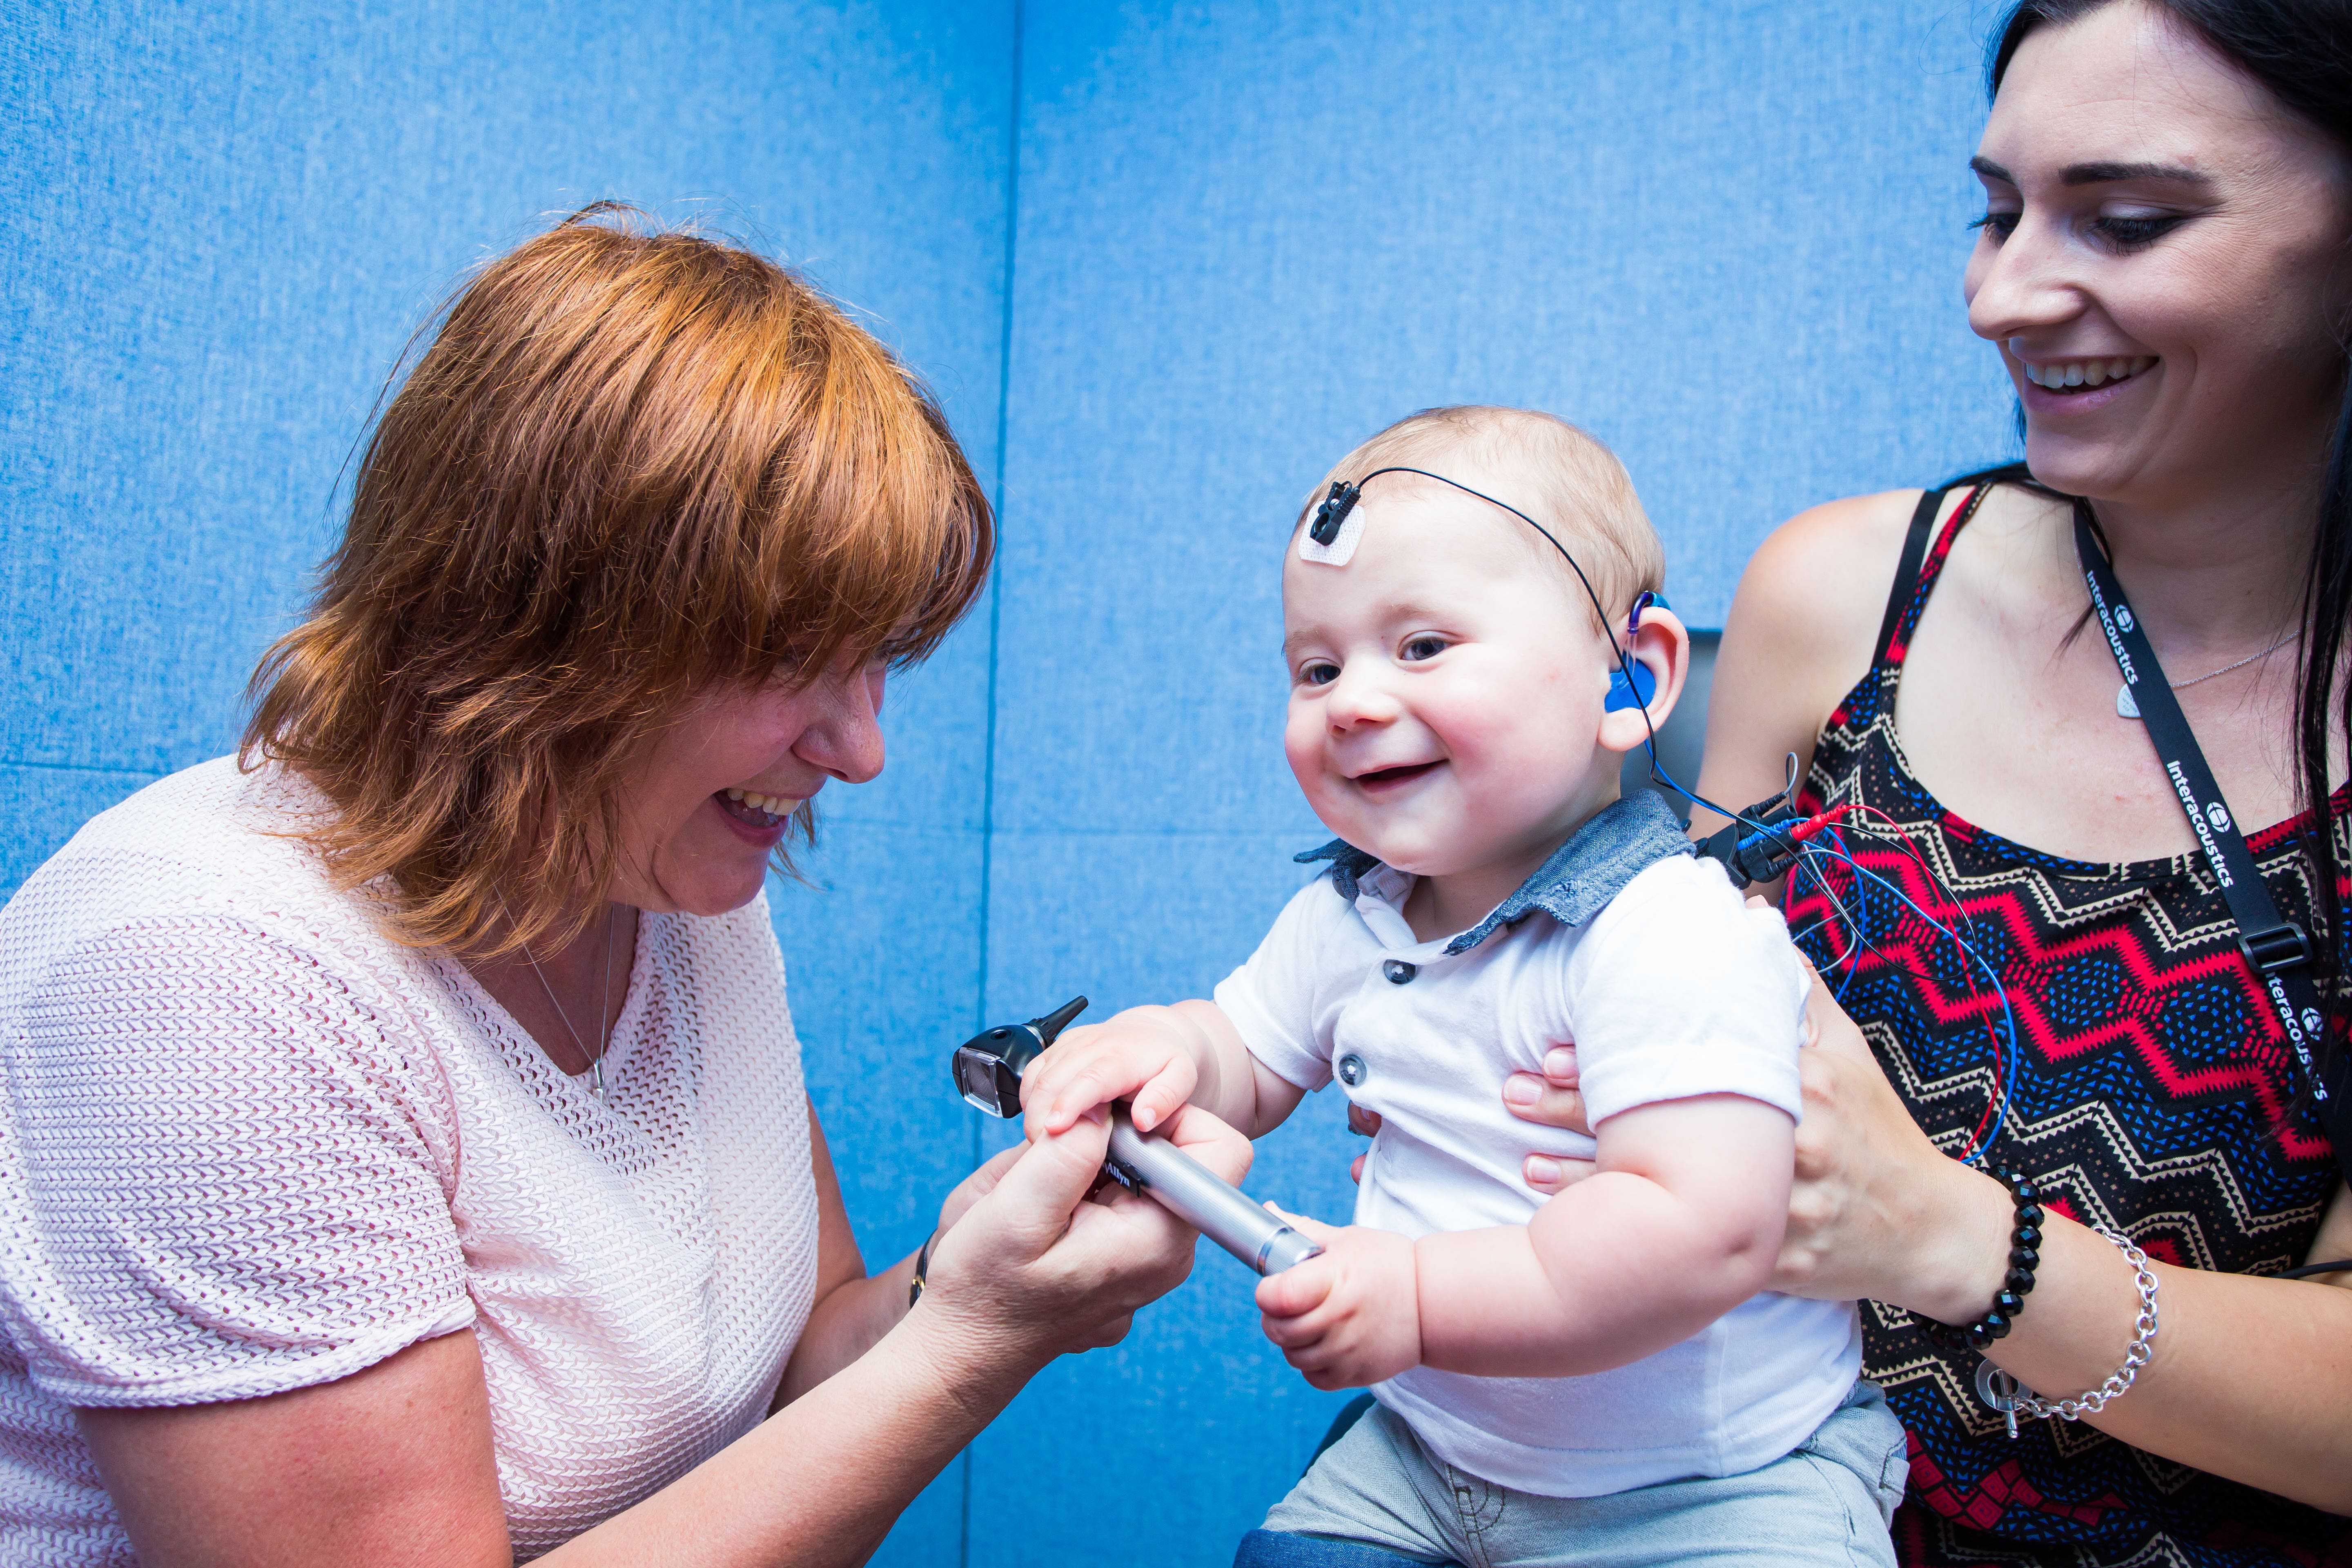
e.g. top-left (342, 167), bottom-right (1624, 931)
top-left (1337, 466), bottom-right (1784, 840)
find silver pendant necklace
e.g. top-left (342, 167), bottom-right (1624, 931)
top-left (2116, 630), bottom-right (2296, 719)
top-left (497, 893), bottom-right (617, 1098)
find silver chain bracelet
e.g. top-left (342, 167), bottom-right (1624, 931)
top-left (1975, 1226), bottom-right (2160, 1438)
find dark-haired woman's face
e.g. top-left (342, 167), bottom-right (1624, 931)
top-left (610, 654), bottom-right (888, 917)
top-left (1964, 0), bottom-right (2350, 510)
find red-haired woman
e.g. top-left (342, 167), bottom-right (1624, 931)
top-left (0, 209), bottom-right (1245, 1565)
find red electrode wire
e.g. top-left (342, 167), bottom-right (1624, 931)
top-left (1787, 802), bottom-right (1853, 843)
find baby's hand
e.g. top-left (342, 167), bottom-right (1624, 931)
top-left (1020, 1006), bottom-right (1204, 1141)
top-left (1254, 1214), bottom-right (1421, 1391)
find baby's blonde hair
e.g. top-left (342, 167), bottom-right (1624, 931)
top-left (1301, 406), bottom-right (1664, 633)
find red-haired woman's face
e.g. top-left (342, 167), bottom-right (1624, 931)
top-left (610, 655), bottom-right (887, 917)
top-left (1964, 0), bottom-right (2352, 510)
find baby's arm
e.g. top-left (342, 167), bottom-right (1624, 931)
top-left (1022, 999), bottom-right (1309, 1142)
top-left (1258, 1092), bottom-right (1791, 1388)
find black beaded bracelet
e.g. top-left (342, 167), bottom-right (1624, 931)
top-left (1909, 1168), bottom-right (2042, 1353)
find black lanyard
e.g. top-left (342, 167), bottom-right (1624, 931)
top-left (2074, 505), bottom-right (2352, 1187)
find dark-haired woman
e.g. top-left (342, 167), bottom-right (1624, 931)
top-left (1496, 0), bottom-right (2352, 1562)
top-left (0, 214), bottom-right (1246, 1564)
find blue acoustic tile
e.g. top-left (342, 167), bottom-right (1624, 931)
top-left (773, 815), bottom-right (989, 1270)
top-left (0, 763), bottom-right (167, 905)
top-left (965, 826), bottom-right (1372, 1566)
top-left (867, 1463), bottom-right (967, 1568)
top-left (2, 0), bottom-right (1016, 784)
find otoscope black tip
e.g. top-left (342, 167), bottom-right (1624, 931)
top-left (1031, 995), bottom-right (1089, 1046)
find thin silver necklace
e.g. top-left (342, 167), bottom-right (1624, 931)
top-left (2116, 629), bottom-right (2297, 719)
top-left (496, 893), bottom-right (616, 1098)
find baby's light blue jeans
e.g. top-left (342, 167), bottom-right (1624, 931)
top-left (1237, 1381), bottom-right (1907, 1568)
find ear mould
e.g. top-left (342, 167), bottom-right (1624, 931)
top-left (1607, 591), bottom-right (1670, 710)
top-left (1605, 661), bottom-right (1657, 712)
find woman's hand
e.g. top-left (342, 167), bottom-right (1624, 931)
top-left (1770, 976), bottom-right (1997, 1310)
top-left (935, 1141), bottom-right (1024, 1234)
top-left (1760, 965), bottom-right (2014, 1317)
top-left (1384, 1043), bottom-right (1597, 1194)
top-left (913, 1104), bottom-right (1254, 1382)
top-left (1499, 1046), bottom-right (1599, 1195)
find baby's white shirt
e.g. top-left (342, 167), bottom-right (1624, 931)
top-left (1214, 840), bottom-right (1860, 1498)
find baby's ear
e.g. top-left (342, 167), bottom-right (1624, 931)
top-left (1595, 607), bottom-right (1689, 755)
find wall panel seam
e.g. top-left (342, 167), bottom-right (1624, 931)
top-left (965, 3), bottom-right (1025, 1563)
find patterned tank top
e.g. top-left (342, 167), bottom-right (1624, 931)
top-left (1786, 482), bottom-right (2352, 1567)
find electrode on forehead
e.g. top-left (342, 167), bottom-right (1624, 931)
top-left (1299, 481), bottom-right (1366, 566)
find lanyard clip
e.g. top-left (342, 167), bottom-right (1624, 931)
top-left (2241, 921), bottom-right (2313, 975)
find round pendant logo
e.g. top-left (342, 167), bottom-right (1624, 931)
top-left (2118, 606), bottom-right (2136, 632)
top-left (2207, 802), bottom-right (2232, 833)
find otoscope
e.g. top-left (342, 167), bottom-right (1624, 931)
top-left (951, 997), bottom-right (1326, 1275)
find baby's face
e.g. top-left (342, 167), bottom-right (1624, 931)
top-left (1281, 480), bottom-right (1625, 885)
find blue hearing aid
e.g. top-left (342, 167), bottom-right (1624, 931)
top-left (1604, 591), bottom-right (1668, 712)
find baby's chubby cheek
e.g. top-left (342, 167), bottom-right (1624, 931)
top-left (1283, 717), bottom-right (1340, 809)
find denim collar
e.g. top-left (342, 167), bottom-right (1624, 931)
top-left (1294, 789), bottom-right (1695, 956)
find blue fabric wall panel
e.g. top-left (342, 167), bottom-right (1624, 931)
top-left (775, 818), bottom-right (990, 1261)
top-left (0, 767), bottom-right (171, 896)
top-left (2, 0), bottom-right (1015, 857)
top-left (980, 831), bottom-right (1319, 1018)
top-left (978, 4), bottom-right (2019, 1562)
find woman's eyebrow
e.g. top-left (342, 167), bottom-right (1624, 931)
top-left (1969, 153), bottom-right (2212, 187)
top-left (2061, 158), bottom-right (2212, 187)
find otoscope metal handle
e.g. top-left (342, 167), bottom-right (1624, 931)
top-left (1105, 1106), bottom-right (1324, 1275)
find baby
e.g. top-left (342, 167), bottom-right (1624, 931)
top-left (1025, 407), bottom-right (1904, 1566)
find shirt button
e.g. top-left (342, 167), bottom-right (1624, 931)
top-left (1383, 960), bottom-right (1418, 985)
top-left (1337, 1053), bottom-right (1368, 1087)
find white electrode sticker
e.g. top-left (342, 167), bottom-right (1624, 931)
top-left (1297, 497), bottom-right (1368, 566)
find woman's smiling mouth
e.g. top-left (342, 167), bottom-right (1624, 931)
top-left (714, 787), bottom-right (799, 839)
top-left (2017, 354), bottom-right (2157, 392)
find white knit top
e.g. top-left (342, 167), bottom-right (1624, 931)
top-left (0, 758), bottom-right (822, 1565)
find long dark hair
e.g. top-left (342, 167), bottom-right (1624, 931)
top-left (1988, 2), bottom-right (2352, 1065)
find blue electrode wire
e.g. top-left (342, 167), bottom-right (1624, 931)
top-left (1330, 470), bottom-right (2017, 1160)
top-left (1824, 826), bottom-right (1875, 1005)
top-left (1784, 826), bottom-right (1882, 1005)
top-left (1798, 825), bottom-right (1882, 1006)
top-left (1783, 818), bottom-right (2017, 1159)
top-left (1782, 832), bottom-right (1852, 945)
top-left (1797, 837), bottom-right (2021, 1163)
